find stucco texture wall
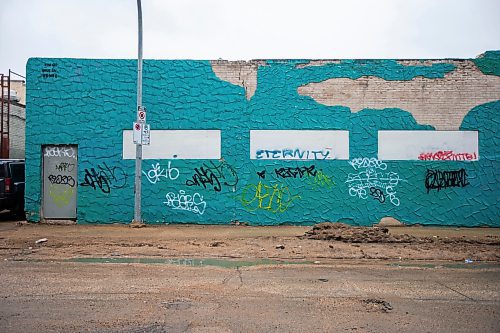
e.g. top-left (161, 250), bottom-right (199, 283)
top-left (25, 52), bottom-right (500, 226)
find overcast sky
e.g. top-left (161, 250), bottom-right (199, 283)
top-left (1, 0), bottom-right (499, 77)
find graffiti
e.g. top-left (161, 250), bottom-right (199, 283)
top-left (418, 151), bottom-right (477, 161)
top-left (44, 146), bottom-right (77, 159)
top-left (239, 181), bottom-right (300, 213)
top-left (186, 167), bottom-right (221, 192)
top-left (346, 158), bottom-right (401, 206)
top-left (425, 169), bottom-right (469, 193)
top-left (49, 184), bottom-right (75, 207)
top-left (55, 162), bottom-right (75, 172)
top-left (255, 148), bottom-right (332, 160)
top-left (369, 187), bottom-right (386, 203)
top-left (164, 190), bottom-right (206, 215)
top-left (349, 158), bottom-right (387, 170)
top-left (143, 162), bottom-right (179, 184)
top-left (186, 160), bottom-right (238, 192)
top-left (80, 163), bottom-right (127, 194)
top-left (48, 174), bottom-right (76, 187)
top-left (275, 165), bottom-right (317, 179)
top-left (257, 170), bottom-right (266, 179)
top-left (307, 170), bottom-right (335, 189)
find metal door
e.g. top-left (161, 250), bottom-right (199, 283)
top-left (42, 145), bottom-right (78, 219)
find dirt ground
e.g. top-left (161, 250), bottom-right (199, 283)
top-left (0, 221), bottom-right (498, 263)
top-left (0, 220), bottom-right (499, 332)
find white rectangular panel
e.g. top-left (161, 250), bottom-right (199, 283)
top-left (123, 130), bottom-right (221, 159)
top-left (250, 130), bottom-right (349, 160)
top-left (378, 130), bottom-right (478, 161)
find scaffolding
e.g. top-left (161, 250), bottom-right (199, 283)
top-left (0, 70), bottom-right (25, 159)
top-left (0, 72), bottom-right (10, 158)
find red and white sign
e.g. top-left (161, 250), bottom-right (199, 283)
top-left (133, 122), bottom-right (142, 144)
top-left (137, 106), bottom-right (146, 122)
top-left (132, 122), bottom-right (151, 145)
top-left (137, 112), bottom-right (146, 123)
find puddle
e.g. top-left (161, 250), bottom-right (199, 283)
top-left (388, 262), bottom-right (499, 269)
top-left (66, 257), bottom-right (312, 268)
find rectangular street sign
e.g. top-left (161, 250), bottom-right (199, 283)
top-left (133, 122), bottom-right (142, 144)
top-left (137, 106), bottom-right (146, 123)
top-left (142, 123), bottom-right (150, 145)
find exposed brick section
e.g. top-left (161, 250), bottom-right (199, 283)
top-left (295, 60), bottom-right (342, 68)
top-left (298, 60), bottom-right (500, 130)
top-left (210, 60), bottom-right (265, 100)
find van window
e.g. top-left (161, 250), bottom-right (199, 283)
top-left (9, 163), bottom-right (25, 182)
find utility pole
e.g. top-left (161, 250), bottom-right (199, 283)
top-left (133, 0), bottom-right (144, 225)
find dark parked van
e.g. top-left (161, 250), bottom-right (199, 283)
top-left (0, 159), bottom-right (25, 217)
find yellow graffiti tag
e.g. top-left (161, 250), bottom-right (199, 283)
top-left (49, 184), bottom-right (75, 207)
top-left (240, 181), bottom-right (300, 213)
top-left (308, 170), bottom-right (335, 190)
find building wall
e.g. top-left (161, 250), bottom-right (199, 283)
top-left (9, 102), bottom-right (25, 159)
top-left (25, 52), bottom-right (500, 226)
top-left (9, 80), bottom-right (26, 105)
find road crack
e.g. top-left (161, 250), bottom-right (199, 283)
top-left (436, 281), bottom-right (475, 301)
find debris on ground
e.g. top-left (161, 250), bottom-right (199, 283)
top-left (303, 223), bottom-right (425, 243)
top-left (377, 217), bottom-right (405, 227)
top-left (209, 241), bottom-right (225, 247)
top-left (303, 222), bottom-right (500, 245)
top-left (362, 299), bottom-right (393, 313)
top-left (35, 238), bottom-right (48, 244)
top-left (275, 244), bottom-right (285, 249)
top-left (230, 220), bottom-right (249, 226)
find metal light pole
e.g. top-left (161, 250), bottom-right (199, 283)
top-left (133, 0), bottom-right (143, 224)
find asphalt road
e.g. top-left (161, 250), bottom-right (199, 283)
top-left (0, 260), bottom-right (498, 332)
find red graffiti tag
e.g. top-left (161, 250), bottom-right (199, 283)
top-left (418, 151), bottom-right (477, 161)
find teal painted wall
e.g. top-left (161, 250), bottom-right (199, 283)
top-left (25, 53), bottom-right (500, 226)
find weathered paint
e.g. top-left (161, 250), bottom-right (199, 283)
top-left (25, 53), bottom-right (500, 226)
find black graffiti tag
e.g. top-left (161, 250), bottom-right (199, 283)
top-left (425, 168), bottom-right (470, 193)
top-left (186, 160), bottom-right (238, 192)
top-left (80, 168), bottom-right (110, 193)
top-left (369, 187), bottom-right (386, 203)
top-left (204, 160), bottom-right (238, 187)
top-left (275, 166), bottom-right (317, 179)
top-left (186, 167), bottom-right (221, 192)
top-left (48, 175), bottom-right (76, 187)
top-left (80, 163), bottom-right (127, 194)
top-left (55, 162), bottom-right (75, 172)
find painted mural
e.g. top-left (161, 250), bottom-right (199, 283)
top-left (25, 51), bottom-right (500, 226)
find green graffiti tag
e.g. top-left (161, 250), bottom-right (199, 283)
top-left (239, 181), bottom-right (300, 213)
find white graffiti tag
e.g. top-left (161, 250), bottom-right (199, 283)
top-left (348, 157), bottom-right (387, 171)
top-left (143, 162), bottom-right (179, 184)
top-left (346, 158), bottom-right (401, 206)
top-left (163, 190), bottom-right (206, 215)
top-left (44, 146), bottom-right (77, 159)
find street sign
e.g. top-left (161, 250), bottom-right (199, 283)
top-left (137, 106), bottom-right (146, 123)
top-left (133, 122), bottom-right (150, 145)
top-left (133, 122), bottom-right (142, 144)
top-left (142, 123), bottom-right (150, 145)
